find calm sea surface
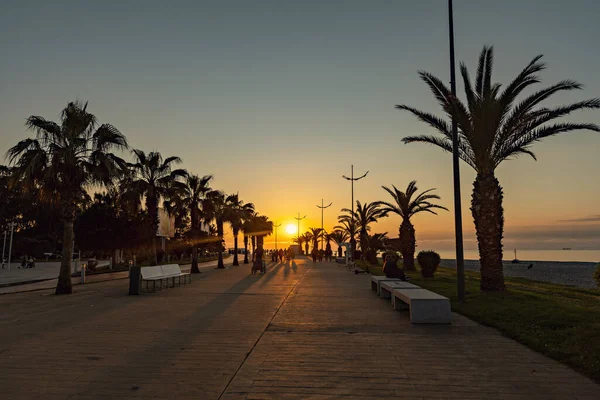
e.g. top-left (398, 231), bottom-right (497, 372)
top-left (437, 249), bottom-right (600, 263)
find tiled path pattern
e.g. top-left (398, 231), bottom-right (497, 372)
top-left (0, 258), bottom-right (597, 399)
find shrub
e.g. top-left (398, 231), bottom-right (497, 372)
top-left (417, 250), bottom-right (441, 278)
top-left (594, 264), bottom-right (600, 288)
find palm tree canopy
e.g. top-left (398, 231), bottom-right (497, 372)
top-left (202, 190), bottom-right (227, 224)
top-left (7, 101), bottom-right (128, 197)
top-left (340, 201), bottom-right (385, 234)
top-left (308, 227), bottom-right (323, 241)
top-left (225, 193), bottom-right (255, 233)
top-left (399, 46), bottom-right (600, 174)
top-left (182, 174), bottom-right (213, 228)
top-left (375, 181), bottom-right (448, 220)
top-left (333, 219), bottom-right (358, 238)
top-left (127, 149), bottom-right (187, 208)
top-left (328, 230), bottom-right (349, 246)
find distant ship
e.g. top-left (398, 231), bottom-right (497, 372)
top-left (562, 248), bottom-right (572, 250)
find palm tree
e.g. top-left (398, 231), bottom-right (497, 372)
top-left (293, 234), bottom-right (305, 255)
top-left (340, 201), bottom-right (385, 254)
top-left (225, 194), bottom-right (255, 266)
top-left (253, 215), bottom-right (273, 249)
top-left (376, 182), bottom-right (447, 270)
top-left (328, 230), bottom-right (349, 257)
top-left (6, 101), bottom-right (128, 294)
top-left (308, 228), bottom-right (323, 253)
top-left (398, 46), bottom-right (600, 290)
top-left (203, 190), bottom-right (228, 269)
top-left (181, 174), bottom-right (212, 273)
top-left (127, 150), bottom-right (187, 265)
top-left (242, 218), bottom-right (253, 264)
top-left (303, 232), bottom-right (313, 255)
top-left (363, 232), bottom-right (388, 264)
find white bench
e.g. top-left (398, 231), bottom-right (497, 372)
top-left (371, 276), bottom-right (401, 296)
top-left (392, 288), bottom-right (451, 324)
top-left (140, 264), bottom-right (191, 292)
top-left (141, 266), bottom-right (166, 292)
top-left (379, 280), bottom-right (420, 299)
top-left (161, 264), bottom-right (191, 287)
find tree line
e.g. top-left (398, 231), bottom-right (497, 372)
top-left (2, 101), bottom-right (273, 294)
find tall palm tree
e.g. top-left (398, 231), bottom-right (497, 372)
top-left (333, 219), bottom-right (357, 248)
top-left (328, 230), bottom-right (349, 257)
top-left (398, 46), bottom-right (600, 290)
top-left (6, 101), bottom-right (128, 294)
top-left (203, 190), bottom-right (227, 269)
top-left (242, 218), bottom-right (253, 264)
top-left (127, 150), bottom-right (187, 265)
top-left (253, 215), bottom-right (273, 249)
top-left (340, 201), bottom-right (385, 253)
top-left (293, 234), bottom-right (305, 255)
top-left (225, 194), bottom-right (255, 266)
top-left (308, 228), bottom-right (323, 253)
top-left (376, 182), bottom-right (447, 270)
top-left (181, 174), bottom-right (212, 273)
top-left (303, 232), bottom-right (313, 255)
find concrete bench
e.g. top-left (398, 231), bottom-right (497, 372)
top-left (371, 276), bottom-right (401, 296)
top-left (140, 265), bottom-right (191, 292)
top-left (393, 288), bottom-right (451, 324)
top-left (160, 264), bottom-right (191, 287)
top-left (379, 280), bottom-right (420, 299)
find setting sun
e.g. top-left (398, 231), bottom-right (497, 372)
top-left (285, 224), bottom-right (297, 235)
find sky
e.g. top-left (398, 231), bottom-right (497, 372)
top-left (1, 0), bottom-right (600, 252)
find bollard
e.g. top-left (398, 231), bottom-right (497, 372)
top-left (128, 266), bottom-right (141, 295)
top-left (80, 263), bottom-right (86, 284)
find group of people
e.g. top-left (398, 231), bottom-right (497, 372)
top-left (252, 247), bottom-right (298, 275)
top-left (20, 255), bottom-right (36, 269)
top-left (310, 247), bottom-right (333, 263)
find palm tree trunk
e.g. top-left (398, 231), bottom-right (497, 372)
top-left (56, 210), bottom-right (74, 295)
top-left (251, 236), bottom-right (256, 258)
top-left (233, 229), bottom-right (239, 266)
top-left (471, 173), bottom-right (505, 291)
top-left (243, 235), bottom-right (249, 264)
top-left (399, 218), bottom-right (416, 271)
top-left (148, 197), bottom-right (159, 266)
top-left (190, 245), bottom-right (200, 273)
top-left (338, 246), bottom-right (342, 257)
top-left (217, 220), bottom-right (225, 269)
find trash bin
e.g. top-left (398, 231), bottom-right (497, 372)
top-left (129, 266), bottom-right (141, 295)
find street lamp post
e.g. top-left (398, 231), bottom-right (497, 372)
top-left (273, 223), bottom-right (281, 251)
top-left (448, 0), bottom-right (466, 302)
top-left (342, 165), bottom-right (368, 260)
top-left (294, 213), bottom-right (306, 254)
top-left (316, 199), bottom-right (332, 251)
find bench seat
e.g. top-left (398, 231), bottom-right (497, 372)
top-left (370, 276), bottom-right (401, 296)
top-left (160, 264), bottom-right (191, 287)
top-left (140, 265), bottom-right (191, 292)
top-left (393, 288), bottom-right (451, 324)
top-left (379, 280), bottom-right (420, 299)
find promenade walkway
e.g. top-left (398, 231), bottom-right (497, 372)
top-left (0, 258), bottom-right (597, 399)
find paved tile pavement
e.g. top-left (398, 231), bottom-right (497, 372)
top-left (0, 258), bottom-right (597, 399)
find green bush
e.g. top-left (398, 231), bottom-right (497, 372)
top-left (594, 264), bottom-right (600, 288)
top-left (417, 250), bottom-right (441, 278)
